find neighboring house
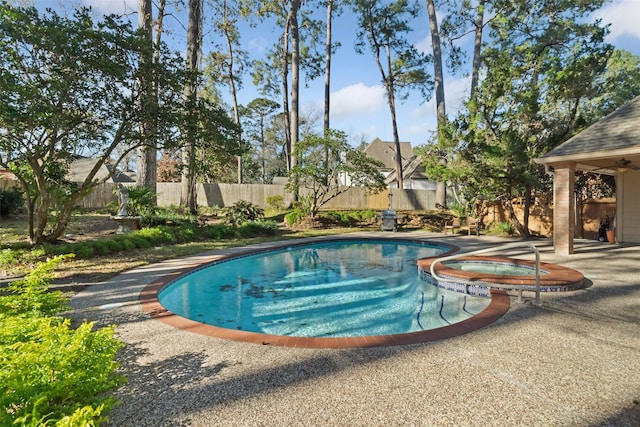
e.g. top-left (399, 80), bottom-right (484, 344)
top-left (536, 95), bottom-right (640, 254)
top-left (67, 157), bottom-right (136, 184)
top-left (384, 155), bottom-right (437, 190)
top-left (0, 168), bottom-right (17, 181)
top-left (362, 137), bottom-right (414, 178)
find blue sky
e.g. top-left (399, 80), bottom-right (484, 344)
top-left (22, 0), bottom-right (640, 147)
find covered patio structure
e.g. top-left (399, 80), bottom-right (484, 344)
top-left (536, 95), bottom-right (640, 255)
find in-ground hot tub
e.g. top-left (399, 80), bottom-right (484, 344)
top-left (418, 255), bottom-right (585, 297)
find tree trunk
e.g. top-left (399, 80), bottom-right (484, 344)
top-left (136, 0), bottom-right (157, 195)
top-left (220, 0), bottom-right (243, 184)
top-left (426, 0), bottom-right (446, 207)
top-left (523, 183), bottom-right (532, 237)
top-left (388, 93), bottom-right (404, 189)
top-left (379, 44), bottom-right (403, 189)
top-left (503, 198), bottom-right (528, 238)
top-left (181, 0), bottom-right (203, 214)
top-left (469, 0), bottom-right (485, 105)
top-left (323, 0), bottom-right (333, 184)
top-left (281, 19), bottom-right (291, 171)
top-left (288, 0), bottom-right (301, 172)
top-left (324, 0), bottom-right (332, 132)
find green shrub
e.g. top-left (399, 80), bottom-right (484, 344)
top-left (170, 224), bottom-right (199, 243)
top-left (0, 317), bottom-right (124, 426)
top-left (204, 223), bottom-right (233, 240)
top-left (0, 255), bottom-right (125, 426)
top-left (133, 227), bottom-right (173, 245)
top-left (238, 220), bottom-right (278, 237)
top-left (112, 235), bottom-right (136, 251)
top-left (92, 240), bottom-right (112, 256)
top-left (0, 187), bottom-right (24, 217)
top-left (222, 200), bottom-right (265, 227)
top-left (489, 221), bottom-right (516, 236)
top-left (284, 210), bottom-right (304, 226)
top-left (322, 211), bottom-right (358, 226)
top-left (0, 255), bottom-right (72, 317)
top-left (0, 248), bottom-right (44, 268)
top-left (0, 248), bottom-right (19, 266)
top-left (128, 234), bottom-right (152, 249)
top-left (265, 195), bottom-right (285, 211)
top-left (122, 185), bottom-right (157, 217)
top-left (73, 242), bottom-right (95, 258)
top-left (357, 210), bottom-right (377, 220)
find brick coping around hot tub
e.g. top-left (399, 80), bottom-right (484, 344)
top-left (139, 238), bottom-right (510, 349)
top-left (417, 255), bottom-right (585, 292)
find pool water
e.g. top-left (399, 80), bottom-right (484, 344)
top-left (159, 239), bottom-right (492, 338)
top-left (444, 261), bottom-right (540, 276)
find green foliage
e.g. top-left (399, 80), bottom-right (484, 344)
top-left (448, 201), bottom-right (476, 218)
top-left (358, 210), bottom-right (377, 221)
top-left (0, 255), bottom-right (72, 317)
top-left (0, 3), bottom-right (190, 244)
top-left (222, 200), bottom-right (265, 227)
top-left (434, 0), bottom-right (621, 237)
top-left (198, 205), bottom-right (221, 216)
top-left (353, 0), bottom-right (432, 101)
top-left (488, 221), bottom-right (516, 237)
top-left (123, 186), bottom-right (157, 218)
top-left (169, 224), bottom-right (199, 243)
top-left (0, 317), bottom-right (124, 426)
top-left (0, 187), bottom-right (24, 217)
top-left (143, 206), bottom-right (198, 227)
top-left (284, 210), bottom-right (305, 226)
top-left (0, 255), bottom-right (125, 425)
top-left (325, 211), bottom-right (352, 226)
top-left (265, 195), bottom-right (285, 211)
top-left (238, 220), bottom-right (278, 237)
top-left (287, 130), bottom-right (386, 218)
top-left (320, 210), bottom-right (377, 226)
top-left (204, 223), bottom-right (235, 240)
top-left (0, 247), bottom-right (45, 269)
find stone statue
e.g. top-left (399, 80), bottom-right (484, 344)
top-left (117, 184), bottom-right (129, 217)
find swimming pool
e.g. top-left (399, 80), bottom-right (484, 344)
top-left (145, 238), bottom-right (510, 347)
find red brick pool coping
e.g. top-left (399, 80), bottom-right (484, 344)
top-left (417, 255), bottom-right (585, 290)
top-left (139, 238), bottom-right (511, 349)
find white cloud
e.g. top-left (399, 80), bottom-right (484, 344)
top-left (81, 0), bottom-right (136, 15)
top-left (402, 121), bottom-right (437, 141)
top-left (594, 0), bottom-right (640, 40)
top-left (330, 83), bottom-right (386, 121)
top-left (248, 37), bottom-right (269, 53)
top-left (415, 35), bottom-right (431, 55)
top-left (411, 75), bottom-right (470, 120)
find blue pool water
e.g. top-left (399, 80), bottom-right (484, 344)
top-left (444, 261), bottom-right (540, 276)
top-left (158, 239), bottom-right (492, 338)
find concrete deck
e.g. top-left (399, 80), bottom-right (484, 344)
top-left (69, 233), bottom-right (640, 426)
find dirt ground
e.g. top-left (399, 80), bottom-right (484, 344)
top-left (64, 214), bottom-right (123, 241)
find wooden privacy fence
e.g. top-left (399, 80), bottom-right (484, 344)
top-left (157, 183), bottom-right (437, 211)
top-left (75, 182), bottom-right (438, 211)
top-left (478, 196), bottom-right (616, 238)
top-left (578, 198), bottom-right (616, 240)
top-left (66, 184), bottom-right (615, 240)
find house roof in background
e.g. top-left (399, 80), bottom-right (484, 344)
top-left (363, 137), bottom-right (413, 169)
top-left (384, 155), bottom-right (430, 184)
top-left (67, 157), bottom-right (136, 183)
